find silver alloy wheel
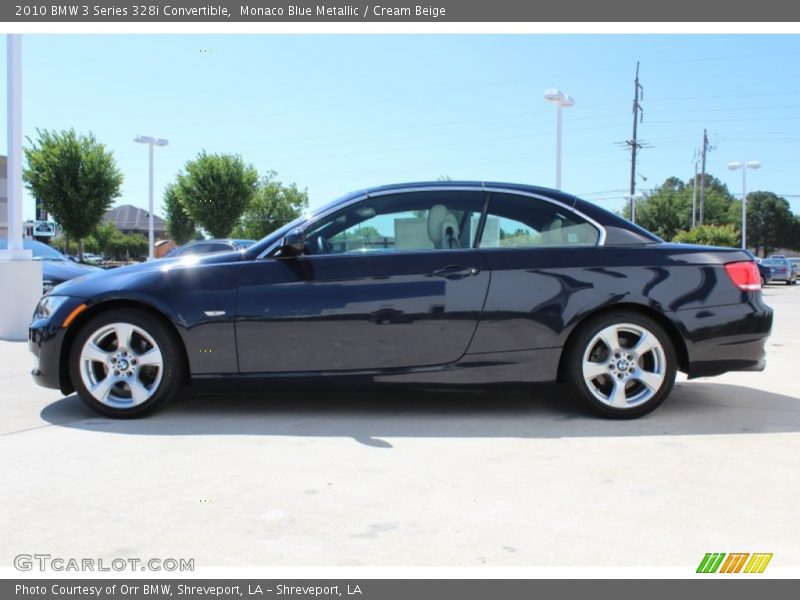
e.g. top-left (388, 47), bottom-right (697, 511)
top-left (78, 322), bottom-right (164, 408)
top-left (581, 322), bottom-right (666, 409)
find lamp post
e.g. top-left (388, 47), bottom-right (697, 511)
top-left (134, 135), bottom-right (169, 260)
top-left (727, 160), bottom-right (760, 249)
top-left (543, 88), bottom-right (575, 190)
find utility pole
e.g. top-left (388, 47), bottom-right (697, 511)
top-left (627, 62), bottom-right (644, 222)
top-left (699, 129), bottom-right (709, 226)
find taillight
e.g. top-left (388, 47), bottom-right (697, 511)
top-left (725, 261), bottom-right (761, 291)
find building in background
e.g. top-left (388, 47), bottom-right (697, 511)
top-left (0, 156), bottom-right (8, 239)
top-left (102, 204), bottom-right (166, 237)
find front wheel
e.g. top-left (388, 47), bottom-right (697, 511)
top-left (69, 308), bottom-right (185, 418)
top-left (563, 312), bottom-right (677, 419)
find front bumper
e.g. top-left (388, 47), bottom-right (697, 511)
top-left (29, 321), bottom-right (69, 392)
top-left (28, 297), bottom-right (85, 394)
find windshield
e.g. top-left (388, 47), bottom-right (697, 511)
top-left (246, 190), bottom-right (365, 257)
top-left (27, 240), bottom-right (68, 261)
top-left (0, 239), bottom-right (68, 261)
top-left (762, 259), bottom-right (785, 267)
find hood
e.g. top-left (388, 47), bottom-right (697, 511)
top-left (50, 250), bottom-right (247, 297)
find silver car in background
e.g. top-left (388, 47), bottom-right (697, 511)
top-left (762, 257), bottom-right (797, 285)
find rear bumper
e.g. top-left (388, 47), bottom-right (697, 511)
top-left (767, 269), bottom-right (792, 281)
top-left (680, 295), bottom-right (773, 378)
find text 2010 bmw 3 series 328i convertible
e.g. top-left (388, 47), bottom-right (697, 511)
top-left (29, 182), bottom-right (773, 419)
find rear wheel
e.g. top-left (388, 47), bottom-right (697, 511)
top-left (69, 309), bottom-right (184, 418)
top-left (564, 311), bottom-right (677, 419)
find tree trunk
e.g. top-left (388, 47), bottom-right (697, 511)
top-left (78, 239), bottom-right (84, 262)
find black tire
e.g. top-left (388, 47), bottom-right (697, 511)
top-left (563, 311), bottom-right (678, 419)
top-left (68, 308), bottom-right (185, 418)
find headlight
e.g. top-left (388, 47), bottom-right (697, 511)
top-left (34, 295), bottom-right (70, 321)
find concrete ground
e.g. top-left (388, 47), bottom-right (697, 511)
top-left (1, 285), bottom-right (798, 569)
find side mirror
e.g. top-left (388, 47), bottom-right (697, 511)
top-left (279, 228), bottom-right (306, 257)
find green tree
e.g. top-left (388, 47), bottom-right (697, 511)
top-left (90, 222), bottom-right (118, 258)
top-left (102, 230), bottom-right (148, 261)
top-left (233, 172), bottom-right (309, 240)
top-left (633, 174), bottom-right (737, 240)
top-left (173, 151), bottom-right (258, 238)
top-left (51, 236), bottom-right (77, 256)
top-left (672, 224), bottom-right (739, 247)
top-left (695, 174), bottom-right (739, 226)
top-left (23, 128), bottom-right (123, 260)
top-left (163, 183), bottom-right (196, 244)
top-left (633, 178), bottom-right (692, 240)
top-left (745, 191), bottom-right (797, 256)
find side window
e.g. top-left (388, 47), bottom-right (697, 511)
top-left (303, 191), bottom-right (485, 256)
top-left (181, 243), bottom-right (205, 255)
top-left (480, 193), bottom-right (599, 248)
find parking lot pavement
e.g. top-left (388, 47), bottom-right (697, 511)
top-left (1, 285), bottom-right (799, 569)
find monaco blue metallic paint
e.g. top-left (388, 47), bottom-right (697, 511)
top-left (29, 182), bottom-right (772, 397)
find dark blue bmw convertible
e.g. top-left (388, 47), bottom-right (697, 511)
top-left (29, 182), bottom-right (772, 419)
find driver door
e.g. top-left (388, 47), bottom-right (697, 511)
top-left (235, 190), bottom-right (490, 373)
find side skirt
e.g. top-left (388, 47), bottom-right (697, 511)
top-left (190, 348), bottom-right (562, 393)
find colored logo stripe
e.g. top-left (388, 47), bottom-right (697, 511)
top-left (744, 553), bottom-right (773, 573)
top-left (697, 552), bottom-right (773, 573)
top-left (697, 553), bottom-right (726, 573)
top-left (719, 553), bottom-right (749, 573)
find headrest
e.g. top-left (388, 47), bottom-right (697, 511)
top-left (427, 205), bottom-right (460, 247)
top-left (427, 204), bottom-right (448, 244)
top-left (542, 218), bottom-right (562, 245)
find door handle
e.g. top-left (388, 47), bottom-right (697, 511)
top-left (432, 265), bottom-right (479, 279)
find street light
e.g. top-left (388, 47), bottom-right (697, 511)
top-left (727, 160), bottom-right (761, 249)
top-left (543, 88), bottom-right (575, 190)
top-left (134, 135), bottom-right (169, 260)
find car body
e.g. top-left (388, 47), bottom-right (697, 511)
top-left (789, 258), bottom-right (800, 278)
top-left (1, 238), bottom-right (100, 294)
top-left (80, 253), bottom-right (104, 265)
top-left (29, 181), bottom-right (773, 419)
top-left (757, 262), bottom-right (773, 286)
top-left (762, 257), bottom-right (797, 285)
top-left (164, 238), bottom-right (255, 258)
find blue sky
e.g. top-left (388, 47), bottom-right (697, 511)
top-left (2, 34), bottom-right (800, 223)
